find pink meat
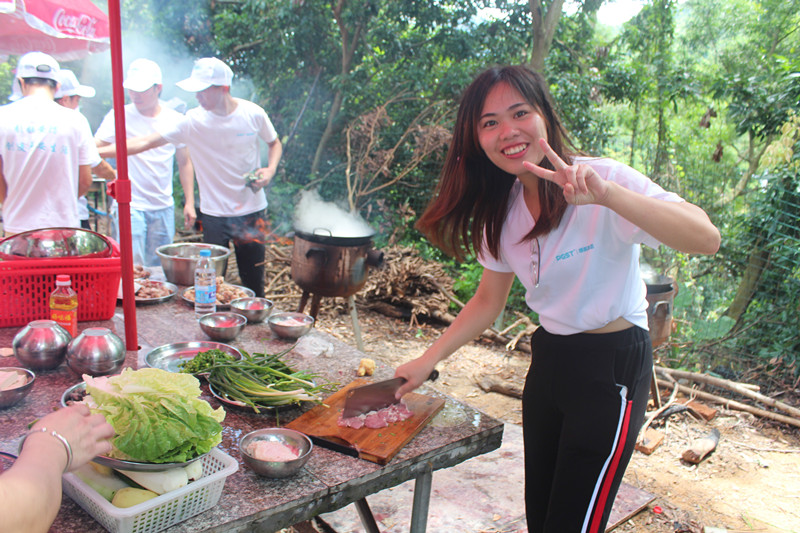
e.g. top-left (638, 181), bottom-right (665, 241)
top-left (337, 400), bottom-right (414, 429)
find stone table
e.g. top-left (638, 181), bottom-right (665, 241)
top-left (0, 298), bottom-right (503, 532)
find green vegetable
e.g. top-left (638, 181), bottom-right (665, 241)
top-left (84, 368), bottom-right (225, 463)
top-left (180, 348), bottom-right (337, 413)
top-left (74, 463), bottom-right (131, 502)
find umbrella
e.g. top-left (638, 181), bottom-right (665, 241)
top-left (0, 0), bottom-right (110, 61)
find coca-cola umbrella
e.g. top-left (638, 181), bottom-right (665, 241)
top-left (0, 0), bottom-right (110, 61)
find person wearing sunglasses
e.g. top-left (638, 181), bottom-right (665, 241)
top-left (393, 65), bottom-right (720, 533)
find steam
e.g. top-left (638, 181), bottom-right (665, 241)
top-left (293, 190), bottom-right (374, 237)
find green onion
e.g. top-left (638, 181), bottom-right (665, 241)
top-left (179, 348), bottom-right (337, 413)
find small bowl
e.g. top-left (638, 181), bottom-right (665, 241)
top-left (13, 320), bottom-right (71, 370)
top-left (268, 312), bottom-right (314, 340)
top-left (199, 312), bottom-right (247, 341)
top-left (0, 367), bottom-right (35, 409)
top-left (230, 297), bottom-right (274, 323)
top-left (239, 428), bottom-right (313, 478)
top-left (60, 381), bottom-right (88, 408)
top-left (65, 327), bottom-right (126, 377)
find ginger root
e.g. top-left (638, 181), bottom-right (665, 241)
top-left (357, 358), bottom-right (376, 377)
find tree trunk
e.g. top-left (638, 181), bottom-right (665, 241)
top-left (529, 0), bottom-right (565, 72)
top-left (724, 237), bottom-right (771, 323)
top-left (310, 0), bottom-right (365, 176)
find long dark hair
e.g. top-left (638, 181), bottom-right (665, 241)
top-left (416, 65), bottom-right (574, 261)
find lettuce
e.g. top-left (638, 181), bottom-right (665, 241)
top-left (84, 368), bottom-right (225, 463)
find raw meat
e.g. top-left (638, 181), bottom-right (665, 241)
top-left (338, 401), bottom-right (414, 429)
top-left (247, 440), bottom-right (299, 461)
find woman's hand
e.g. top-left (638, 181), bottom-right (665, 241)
top-left (30, 404), bottom-right (115, 472)
top-left (524, 138), bottom-right (610, 206)
top-left (393, 356), bottom-right (439, 399)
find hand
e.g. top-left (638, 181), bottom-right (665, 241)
top-left (183, 205), bottom-right (197, 230)
top-left (523, 138), bottom-right (610, 206)
top-left (30, 404), bottom-right (115, 472)
top-left (252, 167), bottom-right (275, 190)
top-left (393, 356), bottom-right (438, 399)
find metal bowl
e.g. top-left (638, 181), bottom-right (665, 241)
top-left (0, 368), bottom-right (35, 409)
top-left (156, 243), bottom-right (231, 286)
top-left (0, 227), bottom-right (113, 259)
top-left (12, 320), bottom-right (71, 370)
top-left (199, 312), bottom-right (247, 341)
top-left (65, 327), bottom-right (126, 377)
top-left (144, 341), bottom-right (242, 373)
top-left (239, 428), bottom-right (313, 478)
top-left (230, 297), bottom-right (274, 323)
top-left (268, 312), bottom-right (315, 340)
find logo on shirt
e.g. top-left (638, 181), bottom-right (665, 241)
top-left (555, 243), bottom-right (594, 262)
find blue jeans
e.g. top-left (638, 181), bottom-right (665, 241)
top-left (115, 206), bottom-right (175, 267)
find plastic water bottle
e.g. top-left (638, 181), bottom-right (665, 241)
top-left (194, 249), bottom-right (217, 318)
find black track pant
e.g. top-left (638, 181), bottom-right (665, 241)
top-left (201, 209), bottom-right (267, 297)
top-left (522, 325), bottom-right (652, 533)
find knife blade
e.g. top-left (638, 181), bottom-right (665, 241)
top-left (341, 370), bottom-right (438, 418)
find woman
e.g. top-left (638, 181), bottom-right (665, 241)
top-left (394, 66), bottom-right (720, 532)
top-left (1, 404), bottom-right (114, 533)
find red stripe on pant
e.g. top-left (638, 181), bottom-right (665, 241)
top-left (589, 399), bottom-right (633, 533)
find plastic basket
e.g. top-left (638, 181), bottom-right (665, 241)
top-left (62, 448), bottom-right (239, 533)
top-left (0, 255), bottom-right (121, 328)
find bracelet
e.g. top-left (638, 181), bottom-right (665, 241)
top-left (18, 427), bottom-right (74, 473)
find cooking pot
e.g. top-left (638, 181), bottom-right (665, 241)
top-left (644, 276), bottom-right (677, 348)
top-left (291, 229), bottom-right (383, 298)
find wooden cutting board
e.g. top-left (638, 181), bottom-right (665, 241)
top-left (285, 379), bottom-right (445, 465)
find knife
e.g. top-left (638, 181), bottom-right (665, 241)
top-left (341, 370), bottom-right (439, 418)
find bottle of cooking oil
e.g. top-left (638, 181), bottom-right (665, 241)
top-left (50, 274), bottom-right (78, 337)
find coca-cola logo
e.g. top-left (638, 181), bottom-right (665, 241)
top-left (52, 8), bottom-right (98, 38)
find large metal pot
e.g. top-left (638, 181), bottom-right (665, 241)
top-left (291, 229), bottom-right (383, 298)
top-left (156, 243), bottom-right (231, 286)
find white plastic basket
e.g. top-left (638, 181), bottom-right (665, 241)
top-left (62, 448), bottom-right (238, 533)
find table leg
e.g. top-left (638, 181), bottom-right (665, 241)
top-left (410, 468), bottom-right (433, 533)
top-left (354, 498), bottom-right (381, 533)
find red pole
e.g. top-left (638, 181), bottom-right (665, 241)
top-left (106, 0), bottom-right (138, 350)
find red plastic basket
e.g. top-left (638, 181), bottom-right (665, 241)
top-left (0, 255), bottom-right (121, 328)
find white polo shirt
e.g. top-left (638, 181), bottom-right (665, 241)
top-left (478, 157), bottom-right (683, 335)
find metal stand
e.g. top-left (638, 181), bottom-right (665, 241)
top-left (297, 291), bottom-right (365, 351)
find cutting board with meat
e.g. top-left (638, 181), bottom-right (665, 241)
top-left (285, 379), bottom-right (446, 465)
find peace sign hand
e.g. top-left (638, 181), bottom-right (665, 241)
top-left (523, 139), bottom-right (610, 206)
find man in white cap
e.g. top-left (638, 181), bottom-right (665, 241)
top-left (54, 69), bottom-right (96, 110)
top-left (53, 69), bottom-right (116, 230)
top-left (99, 57), bottom-right (282, 296)
top-left (0, 52), bottom-right (98, 236)
top-left (95, 58), bottom-right (195, 267)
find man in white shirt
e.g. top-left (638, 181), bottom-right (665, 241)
top-left (95, 59), bottom-right (195, 266)
top-left (0, 52), bottom-right (97, 236)
top-left (54, 69), bottom-right (116, 231)
top-left (98, 58), bottom-right (282, 296)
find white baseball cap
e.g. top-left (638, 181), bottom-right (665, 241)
top-left (176, 58), bottom-right (233, 92)
top-left (123, 58), bottom-right (163, 92)
top-left (16, 51), bottom-right (60, 82)
top-left (55, 69), bottom-right (96, 99)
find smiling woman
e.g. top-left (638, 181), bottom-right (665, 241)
top-left (396, 64), bottom-right (719, 533)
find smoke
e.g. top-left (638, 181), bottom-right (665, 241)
top-left (72, 32), bottom-right (257, 131)
top-left (293, 189), bottom-right (374, 237)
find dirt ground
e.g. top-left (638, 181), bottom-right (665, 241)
top-left (309, 301), bottom-right (800, 533)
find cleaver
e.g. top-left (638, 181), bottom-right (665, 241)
top-left (341, 369), bottom-right (439, 418)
